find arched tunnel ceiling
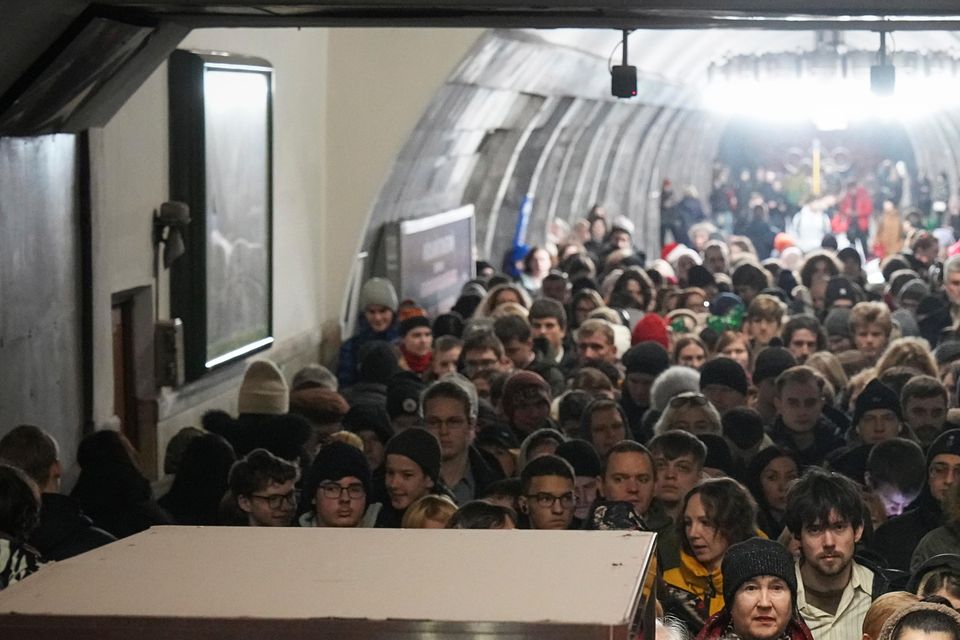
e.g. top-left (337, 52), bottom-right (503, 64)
top-left (363, 27), bottom-right (960, 270)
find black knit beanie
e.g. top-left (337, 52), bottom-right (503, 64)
top-left (386, 372), bottom-right (426, 419)
top-left (699, 357), bottom-right (749, 397)
top-left (622, 342), bottom-right (670, 377)
top-left (722, 537), bottom-right (798, 605)
top-left (698, 434), bottom-right (735, 476)
top-left (753, 347), bottom-right (797, 385)
top-left (342, 404), bottom-right (395, 446)
top-left (722, 407), bottom-right (766, 451)
top-left (399, 315), bottom-right (431, 337)
top-left (358, 341), bottom-right (401, 385)
top-left (384, 428), bottom-right (441, 485)
top-left (853, 379), bottom-right (902, 428)
top-left (555, 439), bottom-right (602, 478)
top-left (927, 429), bottom-right (960, 467)
top-left (309, 441), bottom-right (372, 496)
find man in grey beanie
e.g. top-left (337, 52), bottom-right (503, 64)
top-left (337, 277), bottom-right (399, 387)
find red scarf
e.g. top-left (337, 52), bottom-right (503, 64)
top-left (401, 346), bottom-right (432, 374)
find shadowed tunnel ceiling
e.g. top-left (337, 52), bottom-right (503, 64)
top-left (365, 27), bottom-right (960, 266)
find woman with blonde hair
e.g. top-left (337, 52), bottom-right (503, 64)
top-left (875, 336), bottom-right (938, 378)
top-left (401, 494), bottom-right (458, 529)
top-left (805, 352), bottom-right (848, 404)
top-left (654, 392), bottom-right (723, 437)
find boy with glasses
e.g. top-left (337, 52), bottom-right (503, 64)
top-left (228, 449), bottom-right (299, 527)
top-left (299, 441), bottom-right (378, 528)
top-left (518, 454), bottom-right (576, 530)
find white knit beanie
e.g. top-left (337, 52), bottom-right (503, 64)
top-left (237, 360), bottom-right (289, 415)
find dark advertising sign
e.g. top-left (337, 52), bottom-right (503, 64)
top-left (383, 205), bottom-right (475, 316)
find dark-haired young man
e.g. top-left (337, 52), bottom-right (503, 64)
top-left (901, 375), bottom-right (950, 447)
top-left (785, 469), bottom-right (888, 640)
top-left (461, 331), bottom-right (512, 377)
top-left (647, 431), bottom-right (706, 522)
top-left (781, 315), bottom-right (828, 365)
top-left (493, 314), bottom-right (565, 395)
top-left (770, 366), bottom-right (844, 467)
top-left (229, 448), bottom-right (299, 527)
top-left (518, 454), bottom-right (576, 530)
top-left (528, 298), bottom-right (577, 373)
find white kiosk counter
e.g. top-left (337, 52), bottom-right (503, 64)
top-left (0, 526), bottom-right (657, 639)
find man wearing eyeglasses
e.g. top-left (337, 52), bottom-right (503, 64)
top-left (422, 374), bottom-right (503, 506)
top-left (228, 449), bottom-right (299, 527)
top-left (300, 441), bottom-right (376, 528)
top-left (518, 454), bottom-right (576, 530)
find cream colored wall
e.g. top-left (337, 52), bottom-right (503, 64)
top-left (322, 28), bottom-right (483, 351)
top-left (89, 27), bottom-right (481, 476)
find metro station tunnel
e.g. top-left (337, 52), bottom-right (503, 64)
top-left (2, 6), bottom-right (960, 622)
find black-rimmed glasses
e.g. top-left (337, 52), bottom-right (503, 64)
top-left (317, 483), bottom-right (365, 500)
top-left (249, 490), bottom-right (297, 509)
top-left (525, 492), bottom-right (576, 509)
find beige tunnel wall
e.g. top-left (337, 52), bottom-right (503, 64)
top-left (89, 26), bottom-right (482, 478)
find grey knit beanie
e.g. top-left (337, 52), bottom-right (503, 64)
top-left (359, 277), bottom-right (398, 312)
top-left (722, 537), bottom-right (797, 606)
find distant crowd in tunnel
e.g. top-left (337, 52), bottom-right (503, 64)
top-left (3, 157), bottom-right (960, 640)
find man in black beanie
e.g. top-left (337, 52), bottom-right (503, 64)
top-left (699, 357), bottom-right (749, 415)
top-left (851, 379), bottom-right (903, 446)
top-left (698, 538), bottom-right (813, 640)
top-left (299, 441), bottom-right (376, 528)
top-left (375, 428), bottom-right (443, 528)
top-left (752, 347), bottom-right (797, 427)
top-left (621, 342), bottom-right (670, 440)
top-left (386, 371), bottom-right (426, 432)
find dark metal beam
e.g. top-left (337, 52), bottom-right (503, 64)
top-left (87, 1), bottom-right (960, 30)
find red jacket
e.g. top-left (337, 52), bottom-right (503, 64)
top-left (695, 609), bottom-right (815, 640)
top-left (838, 186), bottom-right (872, 231)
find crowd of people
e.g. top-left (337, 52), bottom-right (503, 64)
top-left (1, 189), bottom-right (960, 640)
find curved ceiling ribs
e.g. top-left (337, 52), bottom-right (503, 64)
top-left (364, 27), bottom-right (960, 266)
top-left (364, 30), bottom-right (716, 266)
